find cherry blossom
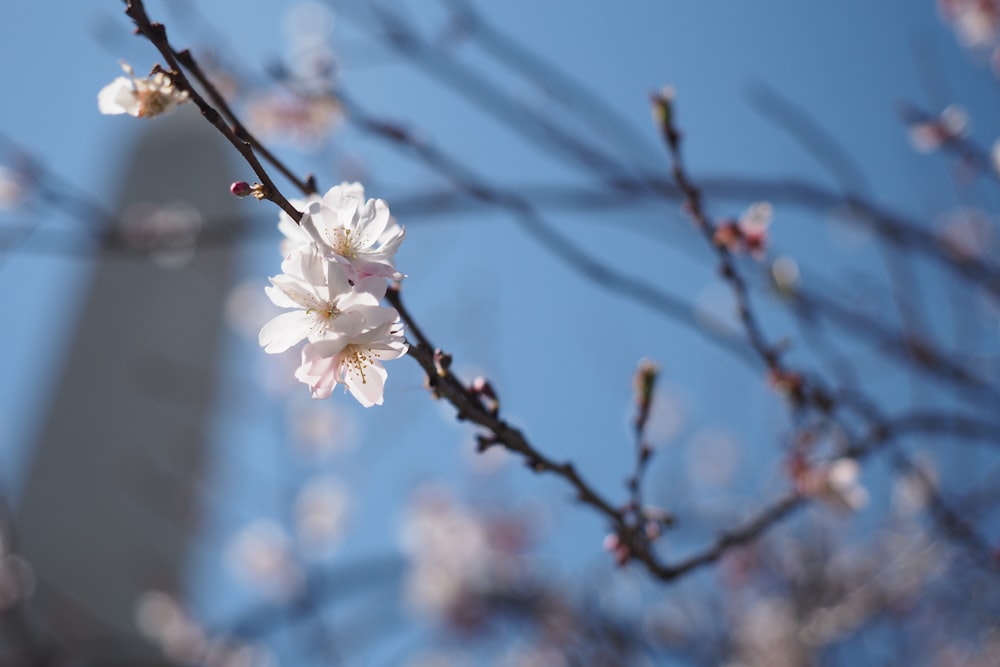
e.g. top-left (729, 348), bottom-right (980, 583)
top-left (294, 318), bottom-right (407, 406)
top-left (796, 458), bottom-right (869, 512)
top-left (98, 62), bottom-right (190, 118)
top-left (258, 251), bottom-right (396, 354)
top-left (300, 182), bottom-right (406, 280)
top-left (939, 0), bottom-right (1000, 49)
top-left (713, 201), bottom-right (773, 259)
top-left (907, 105), bottom-right (969, 153)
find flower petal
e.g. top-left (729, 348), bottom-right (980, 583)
top-left (259, 310), bottom-right (314, 353)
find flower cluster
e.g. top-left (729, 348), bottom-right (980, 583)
top-left (258, 182), bottom-right (407, 406)
top-left (98, 62), bottom-right (190, 119)
top-left (713, 201), bottom-right (773, 259)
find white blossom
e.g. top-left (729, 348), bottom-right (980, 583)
top-left (301, 182), bottom-right (405, 280)
top-left (294, 318), bottom-right (407, 406)
top-left (259, 250), bottom-right (397, 354)
top-left (98, 62), bottom-right (190, 118)
top-left (261, 181), bottom-right (408, 407)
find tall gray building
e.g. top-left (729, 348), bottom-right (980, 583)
top-left (12, 107), bottom-right (241, 664)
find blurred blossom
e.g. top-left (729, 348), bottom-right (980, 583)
top-left (246, 92), bottom-right (342, 150)
top-left (288, 402), bottom-right (359, 458)
top-left (120, 202), bottom-right (203, 268)
top-left (937, 208), bottom-right (993, 259)
top-left (770, 256), bottom-right (800, 295)
top-left (282, 1), bottom-right (338, 86)
top-left (728, 596), bottom-right (807, 667)
top-left (136, 590), bottom-right (185, 642)
top-left (939, 0), bottom-right (1000, 49)
top-left (992, 138), bottom-right (1000, 175)
top-left (712, 202), bottom-right (773, 259)
top-left (0, 166), bottom-right (28, 210)
top-left (226, 520), bottom-right (302, 599)
top-left (225, 281), bottom-right (276, 339)
top-left (136, 591), bottom-right (273, 667)
top-left (795, 458), bottom-right (869, 512)
top-left (135, 592), bottom-right (209, 664)
top-left (907, 105), bottom-right (969, 153)
top-left (295, 476), bottom-right (351, 557)
top-left (0, 554), bottom-right (34, 611)
top-left (892, 455), bottom-right (939, 515)
top-left (98, 61), bottom-right (190, 118)
top-left (686, 428), bottom-right (740, 488)
top-left (399, 485), bottom-right (527, 625)
top-left (738, 201), bottom-right (773, 258)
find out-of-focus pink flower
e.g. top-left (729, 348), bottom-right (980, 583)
top-left (714, 202), bottom-right (773, 259)
top-left (939, 0), bottom-right (1000, 49)
top-left (795, 458), bottom-right (869, 512)
top-left (907, 105), bottom-right (969, 153)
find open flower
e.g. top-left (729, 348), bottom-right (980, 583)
top-left (98, 62), bottom-right (190, 118)
top-left (295, 319), bottom-right (408, 406)
top-left (259, 250), bottom-right (397, 354)
top-left (301, 182), bottom-right (405, 280)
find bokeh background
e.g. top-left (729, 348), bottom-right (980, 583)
top-left (1, 1), bottom-right (999, 665)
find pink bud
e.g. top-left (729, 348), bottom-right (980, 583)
top-left (230, 181), bottom-right (253, 197)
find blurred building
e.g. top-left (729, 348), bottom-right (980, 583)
top-left (11, 108), bottom-right (240, 664)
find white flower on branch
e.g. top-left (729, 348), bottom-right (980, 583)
top-left (301, 182), bottom-right (406, 280)
top-left (261, 181), bottom-right (408, 407)
top-left (258, 250), bottom-right (397, 354)
top-left (295, 318), bottom-right (407, 406)
top-left (98, 62), bottom-right (190, 118)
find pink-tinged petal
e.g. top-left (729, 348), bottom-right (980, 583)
top-left (259, 310), bottom-right (314, 353)
top-left (351, 258), bottom-right (402, 281)
top-left (295, 347), bottom-right (339, 399)
top-left (340, 358), bottom-right (388, 407)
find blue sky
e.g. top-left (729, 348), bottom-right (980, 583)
top-left (1, 0), bottom-right (999, 662)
